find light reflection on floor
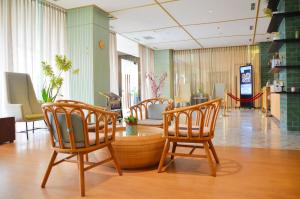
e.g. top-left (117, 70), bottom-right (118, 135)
top-left (14, 109), bottom-right (300, 150)
top-left (214, 109), bottom-right (300, 150)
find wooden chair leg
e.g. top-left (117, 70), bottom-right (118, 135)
top-left (157, 139), bottom-right (170, 173)
top-left (78, 153), bottom-right (85, 197)
top-left (171, 142), bottom-right (177, 160)
top-left (203, 142), bottom-right (216, 177)
top-left (208, 140), bottom-right (220, 164)
top-left (85, 154), bottom-right (89, 162)
top-left (107, 144), bottom-right (122, 176)
top-left (25, 122), bottom-right (29, 140)
top-left (41, 151), bottom-right (58, 188)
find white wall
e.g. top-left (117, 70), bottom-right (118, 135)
top-left (116, 34), bottom-right (139, 57)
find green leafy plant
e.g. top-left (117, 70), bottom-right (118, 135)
top-left (41, 55), bottom-right (79, 103)
top-left (263, 8), bottom-right (272, 17)
top-left (125, 116), bottom-right (138, 125)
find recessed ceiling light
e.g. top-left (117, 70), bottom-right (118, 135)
top-left (143, 36), bottom-right (155, 40)
top-left (208, 10), bottom-right (213, 14)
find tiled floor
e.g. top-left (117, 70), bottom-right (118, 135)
top-left (214, 109), bottom-right (300, 150)
top-left (15, 109), bottom-right (300, 150)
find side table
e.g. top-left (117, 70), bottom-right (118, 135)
top-left (0, 117), bottom-right (15, 143)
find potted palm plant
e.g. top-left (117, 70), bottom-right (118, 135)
top-left (41, 55), bottom-right (79, 102)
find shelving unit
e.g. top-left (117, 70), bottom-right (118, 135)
top-left (271, 91), bottom-right (300, 95)
top-left (266, 0), bottom-right (300, 130)
top-left (267, 1), bottom-right (300, 93)
top-left (267, 11), bottom-right (300, 33)
top-left (268, 65), bottom-right (300, 73)
top-left (268, 38), bottom-right (300, 53)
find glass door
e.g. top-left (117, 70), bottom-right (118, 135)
top-left (120, 59), bottom-right (139, 116)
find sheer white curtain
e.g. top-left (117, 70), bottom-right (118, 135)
top-left (0, 0), bottom-right (66, 114)
top-left (139, 44), bottom-right (154, 100)
top-left (173, 45), bottom-right (261, 107)
top-left (109, 32), bottom-right (119, 94)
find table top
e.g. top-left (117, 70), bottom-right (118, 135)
top-left (0, 115), bottom-right (15, 119)
top-left (114, 126), bottom-right (164, 142)
top-left (116, 126), bottom-right (163, 137)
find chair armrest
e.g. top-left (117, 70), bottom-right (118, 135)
top-left (5, 104), bottom-right (24, 121)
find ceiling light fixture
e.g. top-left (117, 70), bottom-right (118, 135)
top-left (143, 36), bottom-right (155, 40)
top-left (208, 10), bottom-right (213, 14)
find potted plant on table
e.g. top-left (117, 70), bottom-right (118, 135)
top-left (124, 116), bottom-right (138, 135)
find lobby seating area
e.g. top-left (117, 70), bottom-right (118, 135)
top-left (0, 0), bottom-right (300, 199)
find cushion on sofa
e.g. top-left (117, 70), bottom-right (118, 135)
top-left (147, 104), bottom-right (168, 120)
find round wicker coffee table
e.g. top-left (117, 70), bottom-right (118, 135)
top-left (112, 126), bottom-right (165, 169)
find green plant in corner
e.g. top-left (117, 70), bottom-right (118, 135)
top-left (41, 55), bottom-right (79, 103)
top-left (263, 8), bottom-right (272, 17)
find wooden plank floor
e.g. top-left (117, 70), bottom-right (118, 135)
top-left (0, 131), bottom-right (299, 199)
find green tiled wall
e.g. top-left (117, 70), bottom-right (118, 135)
top-left (259, 42), bottom-right (273, 87)
top-left (277, 0), bottom-right (300, 131)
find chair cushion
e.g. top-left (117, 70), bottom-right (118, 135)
top-left (138, 119), bottom-right (163, 126)
top-left (147, 104), bottom-right (168, 120)
top-left (48, 112), bottom-right (85, 146)
top-left (25, 113), bottom-right (44, 121)
top-left (55, 132), bottom-right (112, 148)
top-left (88, 122), bottom-right (105, 132)
top-left (168, 125), bottom-right (210, 137)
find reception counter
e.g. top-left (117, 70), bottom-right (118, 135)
top-left (270, 93), bottom-right (280, 121)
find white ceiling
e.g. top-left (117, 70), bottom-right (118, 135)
top-left (49, 0), bottom-right (272, 50)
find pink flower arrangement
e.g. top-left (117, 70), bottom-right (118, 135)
top-left (146, 72), bottom-right (167, 97)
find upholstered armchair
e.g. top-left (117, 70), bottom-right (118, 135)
top-left (157, 98), bottom-right (222, 176)
top-left (129, 97), bottom-right (174, 128)
top-left (5, 72), bottom-right (44, 140)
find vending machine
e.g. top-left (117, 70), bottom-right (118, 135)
top-left (240, 65), bottom-right (253, 108)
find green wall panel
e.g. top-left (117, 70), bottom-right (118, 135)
top-left (154, 50), bottom-right (174, 98)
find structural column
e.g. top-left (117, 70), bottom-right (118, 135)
top-left (67, 6), bottom-right (110, 106)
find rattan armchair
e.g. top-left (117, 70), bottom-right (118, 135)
top-left (41, 102), bottom-right (122, 196)
top-left (129, 97), bottom-right (174, 128)
top-left (157, 98), bottom-right (222, 176)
